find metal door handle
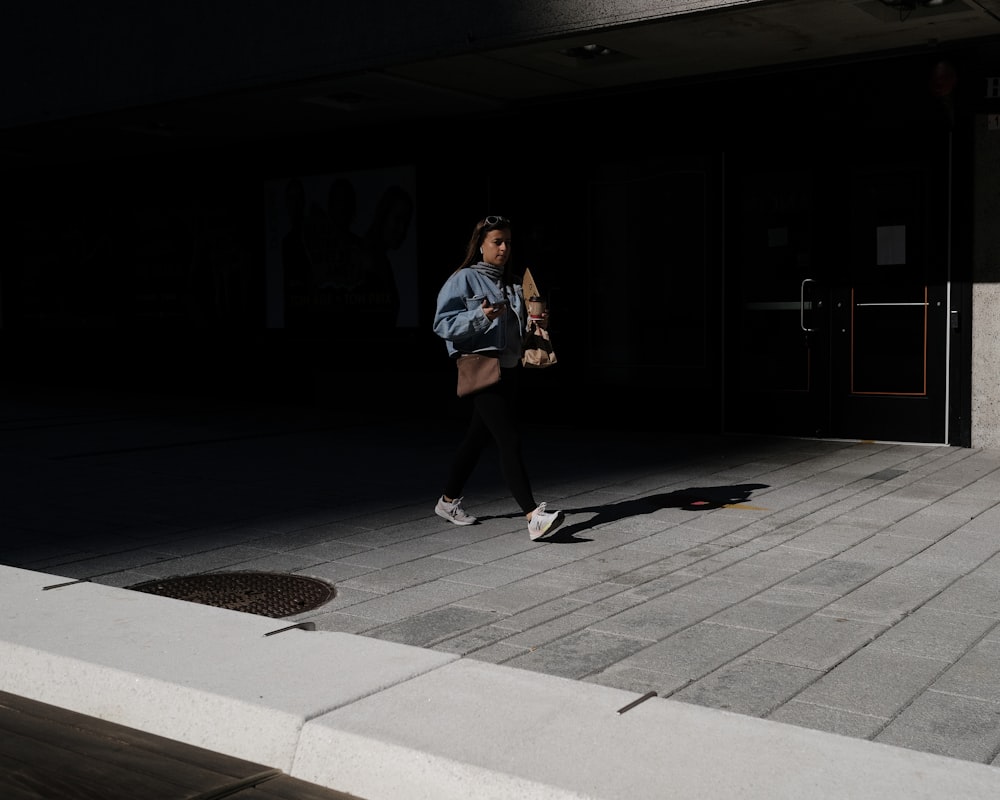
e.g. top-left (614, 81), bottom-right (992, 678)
top-left (801, 278), bottom-right (817, 333)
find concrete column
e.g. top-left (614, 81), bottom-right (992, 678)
top-left (971, 114), bottom-right (1000, 448)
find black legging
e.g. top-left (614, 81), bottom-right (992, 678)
top-left (443, 368), bottom-right (536, 514)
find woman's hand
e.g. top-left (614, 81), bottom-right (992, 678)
top-left (482, 298), bottom-right (508, 322)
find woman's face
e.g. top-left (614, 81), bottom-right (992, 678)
top-left (481, 227), bottom-right (511, 268)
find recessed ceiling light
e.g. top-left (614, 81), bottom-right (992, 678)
top-left (562, 43), bottom-right (618, 60)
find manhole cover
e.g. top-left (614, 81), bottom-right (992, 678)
top-left (127, 572), bottom-right (335, 618)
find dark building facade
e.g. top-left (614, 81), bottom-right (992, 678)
top-left (3, 2), bottom-right (1000, 446)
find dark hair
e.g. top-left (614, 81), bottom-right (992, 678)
top-left (456, 216), bottom-right (512, 273)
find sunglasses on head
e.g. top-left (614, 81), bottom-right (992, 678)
top-left (484, 215), bottom-right (510, 227)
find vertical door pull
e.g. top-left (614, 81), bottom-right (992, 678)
top-left (801, 278), bottom-right (817, 333)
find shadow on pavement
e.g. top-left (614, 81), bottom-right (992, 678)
top-left (548, 483), bottom-right (770, 541)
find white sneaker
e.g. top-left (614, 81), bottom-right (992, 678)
top-left (528, 502), bottom-right (563, 540)
top-left (435, 495), bottom-right (477, 526)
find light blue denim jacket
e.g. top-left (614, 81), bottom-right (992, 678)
top-left (432, 265), bottom-right (526, 368)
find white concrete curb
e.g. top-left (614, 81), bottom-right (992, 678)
top-left (3, 565), bottom-right (1000, 799)
top-left (0, 566), bottom-right (456, 770)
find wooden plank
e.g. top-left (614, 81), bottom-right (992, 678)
top-left (0, 692), bottom-right (360, 800)
top-left (235, 776), bottom-right (366, 799)
top-left (0, 691), bottom-right (265, 780)
top-left (0, 725), bottom-right (279, 799)
top-left (0, 694), bottom-right (266, 797)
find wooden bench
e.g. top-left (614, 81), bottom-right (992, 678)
top-left (0, 691), bottom-right (362, 800)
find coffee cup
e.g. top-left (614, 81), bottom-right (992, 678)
top-left (527, 296), bottom-right (546, 321)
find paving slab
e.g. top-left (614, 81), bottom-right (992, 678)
top-left (876, 690), bottom-right (1000, 764)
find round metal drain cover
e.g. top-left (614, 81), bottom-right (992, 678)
top-left (127, 572), bottom-right (335, 618)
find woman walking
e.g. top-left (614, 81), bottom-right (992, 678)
top-left (432, 215), bottom-right (563, 541)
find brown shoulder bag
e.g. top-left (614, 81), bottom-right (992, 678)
top-left (456, 353), bottom-right (501, 397)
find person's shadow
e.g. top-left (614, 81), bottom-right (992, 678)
top-left (541, 483), bottom-right (769, 542)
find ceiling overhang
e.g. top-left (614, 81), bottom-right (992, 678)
top-left (2, 0), bottom-right (998, 170)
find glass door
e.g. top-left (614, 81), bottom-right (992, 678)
top-left (725, 167), bottom-right (831, 437)
top-left (725, 138), bottom-right (949, 443)
top-left (830, 157), bottom-right (948, 442)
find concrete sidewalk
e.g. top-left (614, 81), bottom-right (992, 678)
top-left (2, 385), bottom-right (1000, 797)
